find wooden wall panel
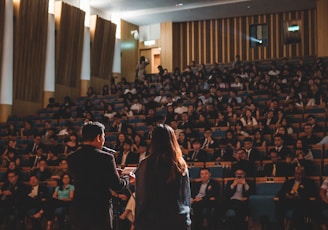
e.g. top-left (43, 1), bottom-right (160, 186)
top-left (0, 0), bottom-right (4, 90)
top-left (120, 20), bottom-right (138, 82)
top-left (159, 22), bottom-right (173, 72)
top-left (91, 16), bottom-right (116, 80)
top-left (172, 9), bottom-right (316, 67)
top-left (13, 0), bottom-right (48, 102)
top-left (55, 2), bottom-right (84, 89)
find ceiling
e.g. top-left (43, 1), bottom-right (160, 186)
top-left (89, 0), bottom-right (316, 26)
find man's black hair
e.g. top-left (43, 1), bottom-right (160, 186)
top-left (82, 122), bottom-right (105, 142)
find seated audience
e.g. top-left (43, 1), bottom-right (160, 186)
top-left (22, 175), bottom-right (51, 230)
top-left (116, 140), bottom-right (139, 168)
top-left (30, 159), bottom-right (52, 182)
top-left (191, 168), bottom-right (220, 230)
top-left (263, 150), bottom-right (288, 177)
top-left (48, 173), bottom-right (74, 229)
top-left (222, 168), bottom-right (254, 229)
top-left (186, 139), bottom-right (209, 162)
top-left (277, 166), bottom-right (318, 230)
top-left (0, 170), bottom-right (26, 226)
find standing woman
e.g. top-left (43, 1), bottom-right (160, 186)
top-left (136, 56), bottom-right (148, 81)
top-left (135, 124), bottom-right (191, 230)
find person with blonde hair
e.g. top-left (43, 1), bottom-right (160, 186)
top-left (135, 124), bottom-right (191, 230)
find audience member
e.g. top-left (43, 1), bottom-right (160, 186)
top-left (263, 150), bottom-right (288, 177)
top-left (191, 168), bottom-right (220, 230)
top-left (48, 173), bottom-right (74, 229)
top-left (116, 140), bottom-right (139, 168)
top-left (222, 168), bottom-right (254, 229)
top-left (187, 139), bottom-right (209, 162)
top-left (22, 175), bottom-right (51, 230)
top-left (243, 137), bottom-right (261, 162)
top-left (0, 170), bottom-right (25, 226)
top-left (277, 166), bottom-right (318, 230)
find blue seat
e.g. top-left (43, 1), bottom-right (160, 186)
top-left (207, 166), bottom-right (224, 178)
top-left (249, 179), bottom-right (285, 223)
top-left (188, 167), bottom-right (201, 179)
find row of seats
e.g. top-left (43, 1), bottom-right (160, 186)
top-left (188, 159), bottom-right (328, 178)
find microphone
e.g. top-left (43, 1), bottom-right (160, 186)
top-left (102, 146), bottom-right (117, 154)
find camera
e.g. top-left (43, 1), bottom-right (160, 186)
top-left (236, 175), bottom-right (243, 179)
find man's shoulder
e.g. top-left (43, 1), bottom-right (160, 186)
top-left (68, 146), bottom-right (114, 160)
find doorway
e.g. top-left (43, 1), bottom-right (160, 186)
top-left (140, 48), bottom-right (161, 74)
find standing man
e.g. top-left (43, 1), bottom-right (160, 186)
top-left (68, 122), bottom-right (130, 230)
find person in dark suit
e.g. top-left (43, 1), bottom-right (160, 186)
top-left (201, 128), bottom-right (218, 151)
top-left (109, 114), bottom-right (127, 133)
top-left (22, 175), bottom-right (51, 230)
top-left (223, 168), bottom-right (255, 229)
top-left (264, 150), bottom-right (288, 177)
top-left (272, 134), bottom-right (291, 160)
top-left (213, 139), bottom-right (234, 162)
top-left (243, 137), bottom-right (261, 162)
top-left (25, 134), bottom-right (45, 156)
top-left (178, 112), bottom-right (193, 130)
top-left (191, 168), bottom-right (220, 230)
top-left (0, 170), bottom-right (26, 226)
top-left (67, 122), bottom-right (130, 230)
top-left (231, 149), bottom-right (257, 178)
top-left (187, 139), bottom-right (209, 162)
top-left (135, 124), bottom-right (191, 230)
top-left (116, 140), bottom-right (139, 168)
top-left (28, 146), bottom-right (47, 169)
top-left (277, 166), bottom-right (318, 230)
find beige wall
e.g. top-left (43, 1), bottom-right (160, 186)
top-left (317, 0), bottom-right (328, 57)
top-left (0, 104), bottom-right (12, 123)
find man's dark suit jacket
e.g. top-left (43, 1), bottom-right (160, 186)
top-left (116, 151), bottom-right (139, 166)
top-left (214, 147), bottom-right (234, 162)
top-left (278, 177), bottom-right (318, 200)
top-left (187, 149), bottom-right (208, 162)
top-left (25, 183), bottom-right (50, 201)
top-left (28, 155), bottom-right (47, 168)
top-left (68, 145), bottom-right (129, 229)
top-left (25, 142), bottom-right (46, 155)
top-left (191, 179), bottom-right (220, 207)
top-left (246, 148), bottom-right (261, 162)
top-left (264, 162), bottom-right (288, 177)
top-left (0, 181), bottom-right (26, 205)
top-left (275, 146), bottom-right (291, 160)
top-left (178, 120), bottom-right (193, 130)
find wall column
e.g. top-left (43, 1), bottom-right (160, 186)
top-left (317, 0), bottom-right (328, 57)
top-left (81, 26), bottom-right (91, 96)
top-left (43, 12), bottom-right (55, 108)
top-left (0, 0), bottom-right (13, 122)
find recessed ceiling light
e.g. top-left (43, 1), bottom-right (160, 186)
top-left (176, 3), bottom-right (184, 7)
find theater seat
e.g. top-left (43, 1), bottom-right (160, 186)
top-left (249, 177), bottom-right (285, 223)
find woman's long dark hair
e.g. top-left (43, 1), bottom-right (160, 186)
top-left (147, 124), bottom-right (187, 183)
top-left (58, 173), bottom-right (71, 191)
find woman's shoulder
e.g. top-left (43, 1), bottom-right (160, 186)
top-left (68, 184), bottom-right (75, 190)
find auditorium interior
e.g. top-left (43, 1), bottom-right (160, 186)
top-left (1, 0), bottom-right (328, 229)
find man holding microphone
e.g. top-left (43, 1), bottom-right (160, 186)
top-left (68, 121), bottom-right (134, 230)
